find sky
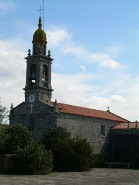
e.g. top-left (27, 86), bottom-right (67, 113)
top-left (0, 0), bottom-right (139, 122)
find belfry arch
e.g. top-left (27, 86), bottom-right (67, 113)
top-left (42, 64), bottom-right (48, 87)
top-left (29, 64), bottom-right (36, 87)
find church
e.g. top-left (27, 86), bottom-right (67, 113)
top-left (9, 17), bottom-right (139, 158)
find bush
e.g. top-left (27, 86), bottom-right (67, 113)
top-left (3, 125), bottom-right (33, 154)
top-left (0, 99), bottom-right (8, 124)
top-left (72, 137), bottom-right (93, 171)
top-left (11, 142), bottom-right (53, 175)
top-left (52, 138), bottom-right (74, 171)
top-left (0, 124), bottom-right (9, 153)
top-left (42, 127), bottom-right (71, 150)
top-left (42, 127), bottom-right (93, 171)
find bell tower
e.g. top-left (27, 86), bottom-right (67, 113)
top-left (24, 17), bottom-right (53, 103)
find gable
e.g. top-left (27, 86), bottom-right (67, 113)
top-left (12, 101), bottom-right (54, 115)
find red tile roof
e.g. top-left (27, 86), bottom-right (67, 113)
top-left (112, 122), bottom-right (139, 129)
top-left (57, 102), bottom-right (128, 122)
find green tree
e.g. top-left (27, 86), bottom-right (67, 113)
top-left (0, 99), bottom-right (8, 124)
top-left (3, 125), bottom-right (33, 154)
top-left (12, 142), bottom-right (53, 175)
top-left (72, 137), bottom-right (93, 171)
top-left (52, 138), bottom-right (74, 171)
top-left (42, 127), bottom-right (93, 171)
top-left (41, 126), bottom-right (71, 150)
top-left (53, 137), bottom-right (93, 171)
top-left (0, 124), bottom-right (9, 153)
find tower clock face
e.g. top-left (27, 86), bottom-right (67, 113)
top-left (28, 94), bottom-right (35, 103)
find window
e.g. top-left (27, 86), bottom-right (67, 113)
top-left (29, 64), bottom-right (36, 87)
top-left (101, 125), bottom-right (105, 136)
top-left (42, 65), bottom-right (48, 87)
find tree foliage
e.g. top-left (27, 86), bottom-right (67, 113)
top-left (42, 126), bottom-right (71, 150)
top-left (53, 137), bottom-right (93, 171)
top-left (2, 125), bottom-right (33, 154)
top-left (12, 142), bottom-right (53, 175)
top-left (41, 127), bottom-right (93, 171)
top-left (0, 124), bottom-right (53, 174)
top-left (0, 124), bottom-right (9, 153)
top-left (72, 137), bottom-right (93, 171)
top-left (0, 99), bottom-right (8, 124)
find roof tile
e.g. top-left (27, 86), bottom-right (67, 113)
top-left (112, 122), bottom-right (139, 129)
top-left (57, 103), bottom-right (127, 122)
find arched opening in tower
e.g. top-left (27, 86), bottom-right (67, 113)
top-left (42, 64), bottom-right (48, 87)
top-left (29, 64), bottom-right (36, 87)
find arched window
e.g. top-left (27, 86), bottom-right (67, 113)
top-left (29, 64), bottom-right (36, 87)
top-left (42, 65), bottom-right (48, 87)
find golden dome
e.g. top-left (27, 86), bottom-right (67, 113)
top-left (33, 17), bottom-right (47, 44)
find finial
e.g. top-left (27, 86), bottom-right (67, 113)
top-left (10, 103), bottom-right (13, 110)
top-left (28, 49), bottom-right (31, 56)
top-left (55, 99), bottom-right (57, 105)
top-left (38, 17), bottom-right (42, 29)
top-left (107, 106), bottom-right (110, 112)
top-left (48, 50), bottom-right (51, 57)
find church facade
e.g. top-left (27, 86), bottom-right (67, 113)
top-left (10, 17), bottom-right (133, 154)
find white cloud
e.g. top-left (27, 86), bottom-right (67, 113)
top-left (0, 0), bottom-right (15, 16)
top-left (88, 53), bottom-right (121, 69)
top-left (80, 65), bottom-right (86, 72)
top-left (47, 27), bottom-right (71, 47)
top-left (47, 27), bottom-right (122, 70)
top-left (104, 46), bottom-right (125, 57)
top-left (51, 68), bottom-right (139, 122)
top-left (99, 58), bottom-right (120, 69)
top-left (0, 39), bottom-right (26, 109)
top-left (0, 40), bottom-right (26, 77)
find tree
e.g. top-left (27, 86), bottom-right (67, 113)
top-left (41, 126), bottom-right (71, 150)
top-left (0, 124), bottom-right (9, 153)
top-left (12, 142), bottom-right (53, 175)
top-left (41, 127), bottom-right (93, 171)
top-left (51, 138), bottom-right (74, 171)
top-left (0, 99), bottom-right (8, 124)
top-left (2, 125), bottom-right (33, 154)
top-left (72, 137), bottom-right (93, 171)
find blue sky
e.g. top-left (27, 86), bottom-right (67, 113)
top-left (0, 0), bottom-right (139, 121)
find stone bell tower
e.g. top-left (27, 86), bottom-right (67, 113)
top-left (24, 17), bottom-right (53, 104)
top-left (10, 16), bottom-right (57, 139)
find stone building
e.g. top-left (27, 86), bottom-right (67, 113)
top-left (110, 122), bottom-right (139, 162)
top-left (10, 17), bottom-right (129, 154)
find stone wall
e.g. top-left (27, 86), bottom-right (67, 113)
top-left (57, 113), bottom-right (117, 153)
top-left (10, 102), bottom-right (120, 153)
top-left (9, 101), bottom-right (57, 140)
